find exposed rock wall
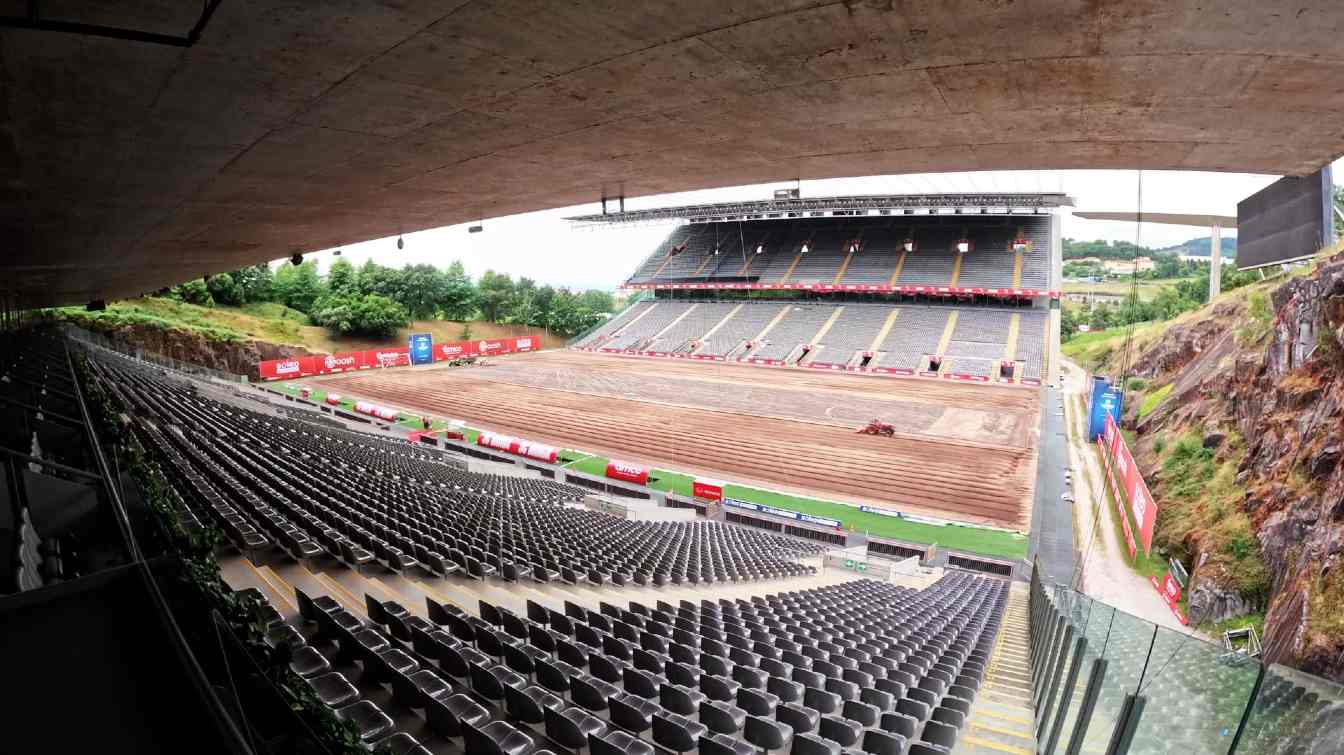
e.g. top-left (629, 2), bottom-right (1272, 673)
top-left (1231, 258), bottom-right (1344, 679)
top-left (1125, 255), bottom-right (1344, 680)
top-left (74, 321), bottom-right (314, 381)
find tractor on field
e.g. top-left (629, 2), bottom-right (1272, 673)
top-left (857, 419), bottom-right (896, 436)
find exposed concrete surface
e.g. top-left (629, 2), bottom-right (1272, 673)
top-left (5, 1), bottom-right (1344, 305)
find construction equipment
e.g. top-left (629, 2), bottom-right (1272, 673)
top-left (857, 419), bottom-right (896, 436)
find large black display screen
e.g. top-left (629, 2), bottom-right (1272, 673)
top-left (1236, 167), bottom-right (1334, 269)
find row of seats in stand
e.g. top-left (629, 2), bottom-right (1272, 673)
top-left (229, 585), bottom-right (435, 754)
top-left (273, 573), bottom-right (1006, 755)
top-left (2, 332), bottom-right (107, 593)
top-left (91, 353), bottom-right (822, 593)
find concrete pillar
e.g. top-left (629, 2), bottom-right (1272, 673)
top-left (1209, 222), bottom-right (1222, 300)
top-left (1048, 213), bottom-right (1063, 386)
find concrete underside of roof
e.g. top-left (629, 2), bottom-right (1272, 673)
top-left (4, 1), bottom-right (1344, 307)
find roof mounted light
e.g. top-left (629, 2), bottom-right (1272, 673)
top-left (902, 239), bottom-right (916, 253)
top-left (849, 241), bottom-right (860, 253)
top-left (755, 244), bottom-right (764, 255)
top-left (955, 239), bottom-right (971, 254)
top-left (800, 243), bottom-right (810, 254)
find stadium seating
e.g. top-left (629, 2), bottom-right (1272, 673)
top-left (748, 305), bottom-right (837, 363)
top-left (89, 355), bottom-right (822, 588)
top-left (806, 306), bottom-right (893, 367)
top-left (626, 217), bottom-right (1051, 290)
top-left (580, 300), bottom-right (1050, 379)
top-left (872, 307), bottom-right (949, 372)
top-left (696, 303), bottom-right (786, 358)
top-left (255, 567), bottom-right (1008, 755)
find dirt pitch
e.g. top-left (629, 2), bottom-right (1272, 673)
top-left (311, 351), bottom-right (1040, 529)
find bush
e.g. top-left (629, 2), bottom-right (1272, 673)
top-left (206, 274), bottom-right (243, 306)
top-left (1125, 377), bottom-right (1148, 391)
top-left (169, 279), bottom-right (213, 307)
top-left (311, 293), bottom-right (409, 338)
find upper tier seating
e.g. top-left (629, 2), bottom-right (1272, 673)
top-left (627, 216), bottom-right (1052, 290)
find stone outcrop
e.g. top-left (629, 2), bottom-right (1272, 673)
top-left (70, 320), bottom-right (314, 381)
top-left (1125, 254), bottom-right (1344, 681)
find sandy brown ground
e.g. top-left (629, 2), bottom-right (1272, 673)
top-left (311, 351), bottom-right (1039, 528)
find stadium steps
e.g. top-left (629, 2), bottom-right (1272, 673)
top-left (868, 309), bottom-right (902, 352)
top-left (1003, 313), bottom-right (1022, 362)
top-left (950, 251), bottom-right (965, 286)
top-left (748, 305), bottom-right (793, 347)
top-left (694, 303), bottom-right (744, 353)
top-left (799, 306), bottom-right (846, 364)
top-left (936, 311), bottom-right (960, 359)
top-left (1012, 245), bottom-right (1025, 287)
top-left (832, 248), bottom-right (856, 283)
top-left (779, 248), bottom-right (805, 283)
top-left (649, 303), bottom-right (698, 342)
top-left (956, 582), bottom-right (1036, 755)
top-left (889, 250), bottom-right (908, 285)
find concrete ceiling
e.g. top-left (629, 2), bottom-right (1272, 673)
top-left (5, 1), bottom-right (1344, 307)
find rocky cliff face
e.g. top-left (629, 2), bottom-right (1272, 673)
top-left (1125, 254), bottom-right (1344, 680)
top-left (1232, 258), bottom-right (1344, 678)
top-left (76, 321), bottom-right (314, 381)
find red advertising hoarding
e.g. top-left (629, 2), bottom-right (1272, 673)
top-left (1100, 413), bottom-right (1159, 557)
top-left (476, 432), bottom-right (558, 464)
top-left (692, 479), bottom-right (724, 501)
top-left (1150, 573), bottom-right (1189, 625)
top-left (605, 461), bottom-right (650, 485)
top-left (258, 336), bottom-right (539, 381)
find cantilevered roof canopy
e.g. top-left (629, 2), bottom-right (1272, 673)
top-left (1074, 212), bottom-right (1237, 227)
top-left (4, 1), bottom-right (1344, 306)
top-left (570, 193), bottom-right (1074, 225)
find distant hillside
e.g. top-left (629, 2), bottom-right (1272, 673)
top-left (1156, 235), bottom-right (1238, 258)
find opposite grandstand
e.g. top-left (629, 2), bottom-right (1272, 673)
top-left (574, 196), bottom-right (1060, 386)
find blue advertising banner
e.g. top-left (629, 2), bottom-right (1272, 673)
top-left (1088, 376), bottom-right (1123, 441)
top-left (408, 333), bottom-right (434, 365)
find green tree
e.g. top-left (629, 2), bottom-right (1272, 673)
top-left (169, 278), bottom-right (214, 306)
top-left (577, 289), bottom-right (614, 314)
top-left (395, 263), bottom-right (448, 320)
top-left (356, 259), bottom-right (399, 298)
top-left (232, 263), bottom-right (273, 303)
top-left (477, 270), bottom-right (514, 322)
top-left (205, 273), bottom-right (243, 306)
top-left (310, 293), bottom-right (408, 338)
top-left (440, 260), bottom-right (477, 320)
top-left (326, 257), bottom-right (357, 297)
top-left (273, 260), bottom-right (325, 312)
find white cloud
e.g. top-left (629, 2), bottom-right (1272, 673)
top-left (295, 158), bottom-right (1344, 289)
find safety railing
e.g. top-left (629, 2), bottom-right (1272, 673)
top-left (1027, 561), bottom-right (1344, 754)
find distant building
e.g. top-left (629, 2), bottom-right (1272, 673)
top-left (1102, 257), bottom-right (1154, 275)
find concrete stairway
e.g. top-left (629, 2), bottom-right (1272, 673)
top-left (955, 581), bottom-right (1037, 755)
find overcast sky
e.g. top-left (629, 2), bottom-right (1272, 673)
top-left (297, 158), bottom-right (1344, 291)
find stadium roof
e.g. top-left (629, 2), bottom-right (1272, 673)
top-left (568, 193), bottom-right (1074, 225)
top-left (1074, 212), bottom-right (1238, 227)
top-left (5, 2), bottom-right (1344, 306)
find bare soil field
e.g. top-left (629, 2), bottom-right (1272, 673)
top-left (311, 351), bottom-right (1040, 528)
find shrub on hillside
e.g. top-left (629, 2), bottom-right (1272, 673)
top-left (169, 279), bottom-right (213, 306)
top-left (206, 274), bottom-right (243, 306)
top-left (311, 293), bottom-right (408, 338)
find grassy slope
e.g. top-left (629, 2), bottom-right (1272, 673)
top-left (1062, 276), bottom-right (1198, 300)
top-left (73, 296), bottom-right (567, 353)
